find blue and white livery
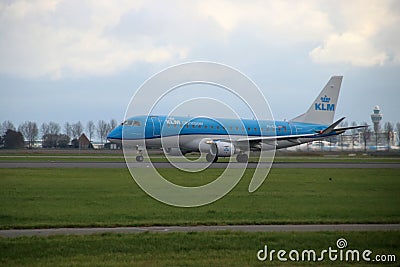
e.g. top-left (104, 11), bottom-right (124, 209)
top-left (107, 76), bottom-right (365, 162)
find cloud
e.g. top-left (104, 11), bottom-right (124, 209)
top-left (0, 0), bottom-right (399, 79)
top-left (196, 0), bottom-right (332, 43)
top-left (0, 0), bottom-right (187, 78)
top-left (310, 33), bottom-right (388, 67)
top-left (310, 0), bottom-right (400, 66)
top-left (197, 0), bottom-right (400, 67)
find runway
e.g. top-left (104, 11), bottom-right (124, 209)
top-left (1, 224), bottom-right (399, 238)
top-left (0, 161), bottom-right (399, 168)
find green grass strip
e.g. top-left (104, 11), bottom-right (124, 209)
top-left (0, 231), bottom-right (399, 266)
top-left (0, 168), bottom-right (399, 229)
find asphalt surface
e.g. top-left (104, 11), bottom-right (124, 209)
top-left (1, 224), bottom-right (399, 238)
top-left (0, 161), bottom-right (400, 168)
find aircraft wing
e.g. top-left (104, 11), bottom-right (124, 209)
top-left (232, 133), bottom-right (322, 150)
top-left (236, 133), bottom-right (318, 143)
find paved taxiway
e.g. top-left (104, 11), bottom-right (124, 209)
top-left (1, 224), bottom-right (399, 238)
top-left (0, 161), bottom-right (399, 168)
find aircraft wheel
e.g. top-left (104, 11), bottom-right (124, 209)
top-left (206, 153), bottom-right (218, 163)
top-left (213, 155), bottom-right (219, 163)
top-left (136, 155), bottom-right (144, 162)
top-left (236, 153), bottom-right (248, 163)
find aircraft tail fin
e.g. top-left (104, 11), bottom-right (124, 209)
top-left (290, 76), bottom-right (343, 125)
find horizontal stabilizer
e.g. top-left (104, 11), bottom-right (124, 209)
top-left (317, 117), bottom-right (345, 134)
top-left (334, 125), bottom-right (368, 132)
top-left (314, 118), bottom-right (368, 135)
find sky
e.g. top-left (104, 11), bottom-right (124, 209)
top-left (1, 0), bottom-right (399, 132)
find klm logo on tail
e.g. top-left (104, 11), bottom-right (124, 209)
top-left (315, 95), bottom-right (335, 111)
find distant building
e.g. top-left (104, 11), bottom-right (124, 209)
top-left (286, 105), bottom-right (398, 152)
top-left (91, 143), bottom-right (104, 149)
top-left (78, 133), bottom-right (93, 149)
top-left (370, 105), bottom-right (383, 149)
top-left (371, 106), bottom-right (383, 133)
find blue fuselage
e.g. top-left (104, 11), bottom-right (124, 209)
top-left (108, 115), bottom-right (327, 142)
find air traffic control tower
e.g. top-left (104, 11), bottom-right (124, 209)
top-left (371, 106), bottom-right (382, 133)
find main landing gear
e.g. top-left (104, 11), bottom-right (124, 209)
top-left (206, 153), bottom-right (218, 163)
top-left (205, 153), bottom-right (249, 163)
top-left (236, 153), bottom-right (248, 163)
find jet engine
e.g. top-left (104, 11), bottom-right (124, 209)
top-left (212, 141), bottom-right (235, 157)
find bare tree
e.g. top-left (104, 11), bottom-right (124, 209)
top-left (1, 120), bottom-right (15, 135)
top-left (64, 122), bottom-right (73, 139)
top-left (384, 122), bottom-right (394, 151)
top-left (41, 122), bottom-right (61, 139)
top-left (360, 122), bottom-right (371, 152)
top-left (396, 122), bottom-right (400, 146)
top-left (350, 121), bottom-right (357, 151)
top-left (86, 120), bottom-right (95, 141)
top-left (97, 120), bottom-right (109, 145)
top-left (48, 122), bottom-right (61, 135)
top-left (110, 119), bottom-right (118, 131)
top-left (339, 120), bottom-right (348, 151)
top-left (71, 121), bottom-right (84, 139)
top-left (40, 123), bottom-right (49, 137)
top-left (18, 121), bottom-right (38, 148)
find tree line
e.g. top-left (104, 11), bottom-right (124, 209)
top-left (352, 121), bottom-right (399, 151)
top-left (0, 119), bottom-right (399, 150)
top-left (0, 119), bottom-right (118, 149)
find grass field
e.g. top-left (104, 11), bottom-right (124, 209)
top-left (1, 231), bottom-right (399, 266)
top-left (1, 166), bottom-right (399, 266)
top-left (1, 154), bottom-right (400, 163)
top-left (0, 168), bottom-right (399, 229)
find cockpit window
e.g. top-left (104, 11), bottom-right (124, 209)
top-left (123, 120), bottom-right (141, 126)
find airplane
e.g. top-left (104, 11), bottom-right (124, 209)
top-left (107, 76), bottom-right (366, 162)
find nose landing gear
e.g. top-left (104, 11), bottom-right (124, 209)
top-left (135, 145), bottom-right (145, 162)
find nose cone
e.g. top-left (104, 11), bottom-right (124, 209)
top-left (107, 125), bottom-right (122, 143)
